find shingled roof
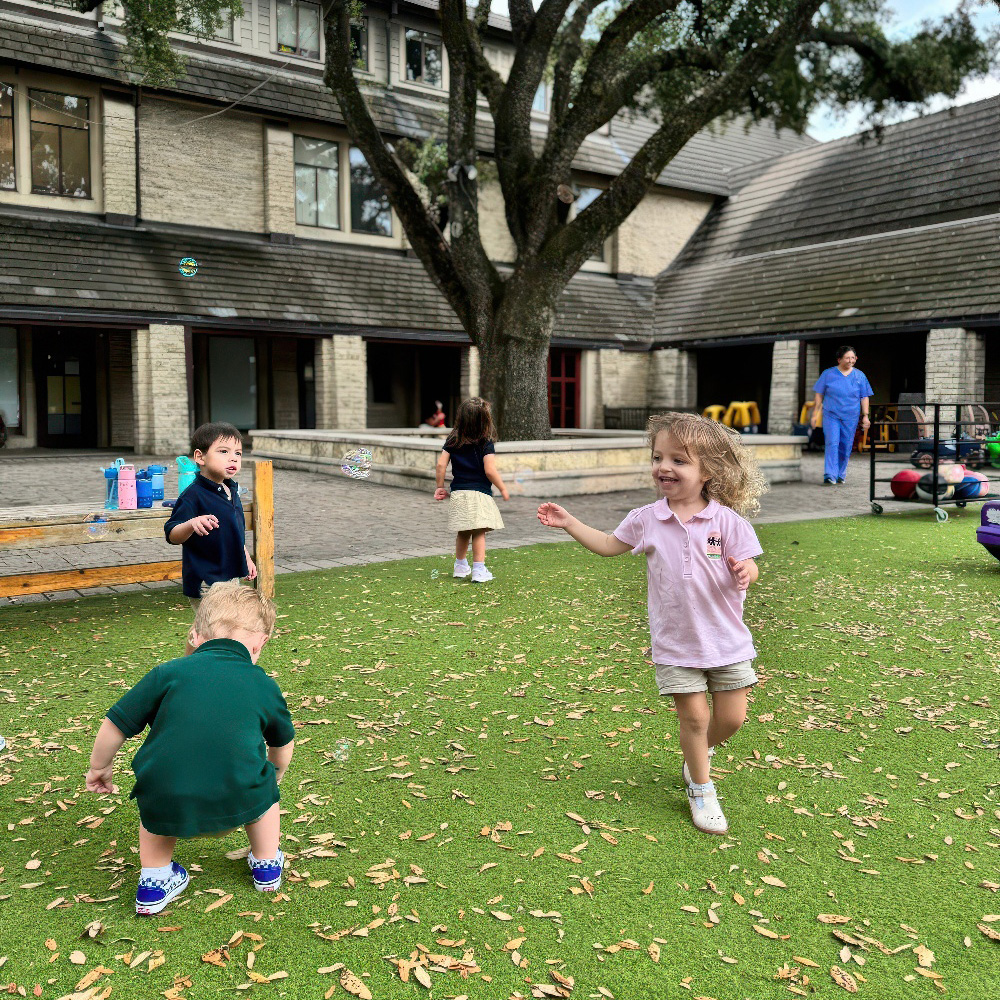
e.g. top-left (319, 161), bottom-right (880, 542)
top-left (0, 10), bottom-right (814, 197)
top-left (656, 97), bottom-right (1000, 343)
top-left (0, 212), bottom-right (653, 347)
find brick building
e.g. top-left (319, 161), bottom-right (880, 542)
top-left (652, 96), bottom-right (1000, 429)
top-left (0, 0), bottom-right (812, 450)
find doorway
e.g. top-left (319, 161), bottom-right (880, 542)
top-left (33, 329), bottom-right (98, 447)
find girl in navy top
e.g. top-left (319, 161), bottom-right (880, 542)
top-left (434, 397), bottom-right (510, 582)
top-left (810, 345), bottom-right (873, 485)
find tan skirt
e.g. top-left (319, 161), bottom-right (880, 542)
top-left (448, 489), bottom-right (505, 533)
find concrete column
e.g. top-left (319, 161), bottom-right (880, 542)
top-left (925, 328), bottom-right (985, 403)
top-left (648, 347), bottom-right (697, 410)
top-left (804, 342), bottom-right (821, 394)
top-left (768, 340), bottom-right (801, 434)
top-left (103, 95), bottom-right (136, 222)
top-left (263, 124), bottom-right (296, 237)
top-left (579, 349), bottom-right (598, 428)
top-left (132, 324), bottom-right (190, 453)
top-left (459, 345), bottom-right (480, 399)
top-left (315, 335), bottom-right (367, 428)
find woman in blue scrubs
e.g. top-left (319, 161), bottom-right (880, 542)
top-left (810, 346), bottom-right (873, 485)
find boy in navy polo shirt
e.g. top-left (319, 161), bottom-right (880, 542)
top-left (165, 422), bottom-right (257, 623)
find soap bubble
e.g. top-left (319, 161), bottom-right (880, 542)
top-left (341, 447), bottom-right (373, 479)
top-left (333, 739), bottom-right (351, 762)
top-left (430, 569), bottom-right (439, 579)
top-left (0, 735), bottom-right (6, 752)
top-left (83, 513), bottom-right (109, 538)
top-left (178, 257), bottom-right (199, 277)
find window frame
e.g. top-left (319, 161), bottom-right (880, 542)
top-left (0, 80), bottom-right (15, 192)
top-left (0, 72), bottom-right (103, 213)
top-left (351, 16), bottom-right (370, 73)
top-left (185, 6), bottom-right (237, 43)
top-left (29, 88), bottom-right (93, 199)
top-left (291, 126), bottom-right (400, 247)
top-left (293, 134), bottom-right (342, 231)
top-left (275, 0), bottom-right (323, 62)
top-left (401, 26), bottom-right (445, 90)
top-left (571, 183), bottom-right (615, 273)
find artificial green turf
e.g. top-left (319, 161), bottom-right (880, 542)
top-left (1, 509), bottom-right (999, 999)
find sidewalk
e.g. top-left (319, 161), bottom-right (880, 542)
top-left (0, 449), bottom-right (910, 606)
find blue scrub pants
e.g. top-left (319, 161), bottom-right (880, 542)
top-left (823, 412), bottom-right (858, 481)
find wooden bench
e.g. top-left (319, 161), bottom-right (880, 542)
top-left (0, 461), bottom-right (274, 601)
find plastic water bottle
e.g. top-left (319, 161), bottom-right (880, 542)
top-left (103, 466), bottom-right (119, 510)
top-left (0, 735), bottom-right (6, 752)
top-left (147, 464), bottom-right (167, 501)
top-left (117, 465), bottom-right (137, 509)
top-left (334, 739), bottom-right (350, 762)
top-left (177, 456), bottom-right (198, 497)
top-left (136, 473), bottom-right (153, 509)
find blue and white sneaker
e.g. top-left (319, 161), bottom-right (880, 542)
top-left (135, 861), bottom-right (189, 916)
top-left (248, 849), bottom-right (284, 892)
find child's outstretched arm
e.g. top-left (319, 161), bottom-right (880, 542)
top-left (728, 556), bottom-right (759, 591)
top-left (434, 450), bottom-right (451, 500)
top-left (86, 718), bottom-right (127, 793)
top-left (537, 502), bottom-right (632, 557)
top-left (483, 454), bottom-right (510, 501)
top-left (267, 740), bottom-right (294, 784)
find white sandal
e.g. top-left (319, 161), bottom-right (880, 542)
top-left (686, 781), bottom-right (728, 835)
top-left (682, 746), bottom-right (715, 787)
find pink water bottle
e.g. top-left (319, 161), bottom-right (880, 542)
top-left (117, 464), bottom-right (137, 509)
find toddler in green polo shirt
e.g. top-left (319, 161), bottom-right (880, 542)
top-left (85, 581), bottom-right (296, 915)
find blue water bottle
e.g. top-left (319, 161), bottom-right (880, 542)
top-left (147, 464), bottom-right (167, 501)
top-left (176, 456), bottom-right (198, 496)
top-left (103, 466), bottom-right (119, 510)
top-left (136, 471), bottom-right (153, 509)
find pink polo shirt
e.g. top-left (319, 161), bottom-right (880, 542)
top-left (613, 499), bottom-right (763, 669)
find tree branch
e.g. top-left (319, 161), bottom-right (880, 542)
top-left (506, 0), bottom-right (536, 43)
top-left (551, 0), bottom-right (604, 128)
top-left (321, 1), bottom-right (477, 332)
top-left (539, 0), bottom-right (826, 282)
top-left (805, 26), bottom-right (891, 76)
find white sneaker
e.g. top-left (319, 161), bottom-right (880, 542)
top-left (470, 565), bottom-right (494, 583)
top-left (682, 746), bottom-right (716, 786)
top-left (453, 560), bottom-right (472, 579)
top-left (686, 782), bottom-right (728, 835)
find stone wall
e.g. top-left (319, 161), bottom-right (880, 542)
top-left (109, 331), bottom-right (134, 449)
top-left (316, 335), bottom-right (367, 428)
top-left (597, 350), bottom-right (651, 414)
top-left (647, 347), bottom-right (697, 410)
top-left (271, 339), bottom-right (299, 429)
top-left (103, 94), bottom-right (136, 220)
top-left (617, 190), bottom-right (714, 278)
top-left (925, 328), bottom-right (985, 403)
top-left (263, 124), bottom-right (296, 236)
top-left (132, 324), bottom-right (190, 454)
top-left (460, 345), bottom-right (480, 399)
top-left (768, 340), bottom-right (800, 434)
top-left (477, 181), bottom-right (516, 263)
top-left (140, 98), bottom-right (265, 232)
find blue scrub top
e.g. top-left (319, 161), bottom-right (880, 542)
top-left (813, 367), bottom-right (873, 419)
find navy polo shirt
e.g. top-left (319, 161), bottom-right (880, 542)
top-left (444, 439), bottom-right (495, 495)
top-left (164, 474), bottom-right (248, 597)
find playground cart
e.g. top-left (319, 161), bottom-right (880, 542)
top-left (868, 402), bottom-right (1000, 521)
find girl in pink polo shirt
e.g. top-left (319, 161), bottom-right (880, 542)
top-left (538, 413), bottom-right (768, 835)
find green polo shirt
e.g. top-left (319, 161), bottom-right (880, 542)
top-left (107, 638), bottom-right (295, 838)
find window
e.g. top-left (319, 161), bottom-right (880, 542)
top-left (0, 327), bottom-right (18, 430)
top-left (575, 187), bottom-right (606, 262)
top-left (276, 0), bottom-right (320, 59)
top-left (294, 135), bottom-right (340, 229)
top-left (191, 7), bottom-right (235, 41)
top-left (351, 18), bottom-right (369, 71)
top-left (548, 348), bottom-right (581, 428)
top-left (30, 90), bottom-right (90, 198)
top-left (532, 81), bottom-right (548, 114)
top-left (0, 83), bottom-right (14, 190)
top-left (405, 29), bottom-right (442, 87)
top-left (349, 146), bottom-right (392, 236)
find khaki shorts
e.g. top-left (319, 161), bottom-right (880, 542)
top-left (656, 659), bottom-right (758, 696)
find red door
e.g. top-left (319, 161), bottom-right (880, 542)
top-left (548, 348), bottom-right (581, 428)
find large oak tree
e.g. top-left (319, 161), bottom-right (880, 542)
top-left (94, 0), bottom-right (996, 438)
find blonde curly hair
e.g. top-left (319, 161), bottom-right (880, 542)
top-left (647, 412), bottom-right (768, 518)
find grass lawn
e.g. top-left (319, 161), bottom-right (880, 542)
top-left (1, 510), bottom-right (999, 1000)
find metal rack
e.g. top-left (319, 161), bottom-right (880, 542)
top-left (868, 402), bottom-right (1000, 521)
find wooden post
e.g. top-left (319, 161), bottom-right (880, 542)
top-left (253, 459), bottom-right (275, 599)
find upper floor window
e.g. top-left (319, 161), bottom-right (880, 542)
top-left (349, 146), bottom-right (392, 236)
top-left (405, 29), bottom-right (442, 88)
top-left (532, 81), bottom-right (549, 114)
top-left (30, 90), bottom-right (90, 199)
top-left (0, 85), bottom-right (14, 191)
top-left (351, 18), bottom-right (369, 71)
top-left (295, 136), bottom-right (340, 229)
top-left (191, 7), bottom-right (235, 41)
top-left (277, 0), bottom-right (320, 59)
top-left (575, 187), bottom-right (608, 262)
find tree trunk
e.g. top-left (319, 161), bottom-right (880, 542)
top-left (477, 292), bottom-right (556, 441)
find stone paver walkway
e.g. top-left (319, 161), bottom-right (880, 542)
top-left (0, 448), bottom-right (917, 606)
